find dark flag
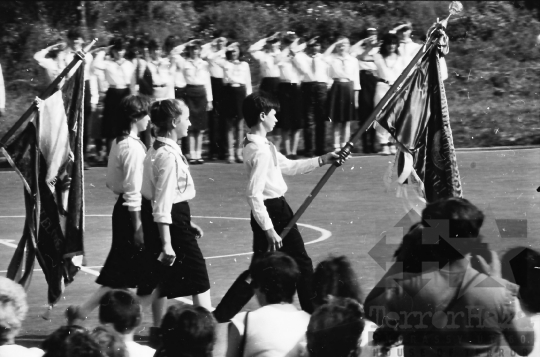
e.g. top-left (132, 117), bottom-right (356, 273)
top-left (375, 32), bottom-right (463, 203)
top-left (1, 65), bottom-right (85, 305)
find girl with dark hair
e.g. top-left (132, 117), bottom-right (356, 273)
top-left (140, 99), bottom-right (212, 324)
top-left (66, 95), bottom-right (161, 327)
top-left (359, 32), bottom-right (404, 155)
top-left (156, 305), bottom-right (216, 357)
top-left (323, 36), bottom-right (360, 152)
top-left (169, 40), bottom-right (213, 164)
top-left (93, 37), bottom-right (137, 153)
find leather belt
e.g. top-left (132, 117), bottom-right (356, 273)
top-left (333, 78), bottom-right (351, 83)
top-left (226, 83), bottom-right (245, 87)
top-left (109, 85), bottom-right (128, 89)
top-left (153, 84), bottom-right (166, 88)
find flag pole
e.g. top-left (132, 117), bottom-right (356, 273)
top-left (279, 3), bottom-right (462, 239)
top-left (0, 38), bottom-right (98, 148)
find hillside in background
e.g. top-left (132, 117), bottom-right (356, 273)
top-left (0, 1), bottom-right (539, 147)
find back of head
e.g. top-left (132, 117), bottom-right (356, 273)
top-left (422, 197), bottom-right (485, 261)
top-left (42, 325), bottom-right (87, 356)
top-left (99, 289), bottom-right (142, 334)
top-left (250, 251), bottom-right (300, 304)
top-left (164, 35), bottom-right (179, 54)
top-left (116, 95), bottom-right (150, 137)
top-left (91, 326), bottom-right (127, 357)
top-left (67, 28), bottom-right (84, 42)
top-left (160, 304), bottom-right (216, 357)
top-left (150, 99), bottom-right (186, 135)
top-left (148, 38), bottom-right (160, 52)
top-left (0, 276), bottom-right (28, 345)
top-left (282, 32), bottom-right (297, 47)
top-left (242, 92), bottom-right (280, 128)
top-left (307, 298), bottom-right (365, 357)
top-left (312, 256), bottom-right (362, 308)
top-left (42, 325), bottom-right (103, 357)
top-left (501, 247), bottom-right (540, 313)
top-left (110, 37), bottom-right (125, 52)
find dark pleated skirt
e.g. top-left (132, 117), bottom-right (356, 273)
top-left (276, 82), bottom-right (303, 130)
top-left (222, 85), bottom-right (247, 121)
top-left (174, 86), bottom-right (187, 100)
top-left (183, 85), bottom-right (208, 132)
top-left (141, 199), bottom-right (210, 299)
top-left (326, 81), bottom-right (356, 123)
top-left (96, 195), bottom-right (161, 295)
top-left (101, 88), bottom-right (131, 139)
top-left (259, 77), bottom-right (280, 97)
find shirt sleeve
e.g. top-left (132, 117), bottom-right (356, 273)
top-left (91, 51), bottom-right (106, 71)
top-left (120, 141), bottom-right (145, 212)
top-left (277, 152), bottom-right (319, 176)
top-left (152, 151), bottom-right (178, 224)
top-left (244, 62), bottom-right (252, 95)
top-left (34, 49), bottom-right (58, 71)
top-left (0, 64), bottom-right (5, 109)
top-left (245, 148), bottom-right (273, 231)
top-left (351, 58), bottom-right (361, 90)
top-left (204, 63), bottom-right (213, 102)
top-left (89, 75), bottom-right (99, 105)
top-left (249, 39), bottom-right (267, 60)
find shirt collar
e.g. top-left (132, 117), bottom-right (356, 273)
top-left (156, 136), bottom-right (183, 154)
top-left (246, 133), bottom-right (269, 146)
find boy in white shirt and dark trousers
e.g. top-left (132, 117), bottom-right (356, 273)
top-left (213, 92), bottom-right (349, 323)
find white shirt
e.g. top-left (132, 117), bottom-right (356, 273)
top-left (0, 64), bottom-right (5, 109)
top-left (221, 60), bottom-right (253, 95)
top-left (92, 52), bottom-right (136, 90)
top-left (243, 133), bottom-right (319, 230)
top-left (231, 304), bottom-right (310, 357)
top-left (142, 137), bottom-right (195, 224)
top-left (106, 134), bottom-right (147, 212)
top-left (249, 39), bottom-right (281, 78)
top-left (373, 53), bottom-right (407, 85)
top-left (170, 54), bottom-right (187, 88)
top-left (399, 38), bottom-right (423, 66)
top-left (146, 57), bottom-right (175, 99)
top-left (201, 43), bottom-right (226, 78)
top-left (276, 51), bottom-right (302, 84)
top-left (174, 56), bottom-right (213, 101)
top-left (292, 52), bottom-right (332, 84)
top-left (0, 345), bottom-right (44, 357)
top-left (325, 54), bottom-right (361, 90)
top-left (125, 341), bottom-right (155, 357)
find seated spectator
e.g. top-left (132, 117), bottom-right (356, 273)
top-left (364, 197), bottom-right (534, 357)
top-left (98, 289), bottom-right (155, 357)
top-left (42, 325), bottom-right (102, 357)
top-left (226, 252), bottom-right (310, 357)
top-left (307, 298), bottom-right (365, 357)
top-left (0, 276), bottom-right (43, 357)
top-left (501, 247), bottom-right (540, 356)
top-left (312, 255), bottom-right (363, 308)
top-left (155, 304), bottom-right (216, 357)
top-left (90, 326), bottom-right (127, 357)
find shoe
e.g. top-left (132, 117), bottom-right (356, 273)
top-left (227, 157), bottom-right (235, 164)
top-left (65, 305), bottom-right (85, 325)
top-left (148, 327), bottom-right (162, 349)
top-left (379, 145), bottom-right (391, 156)
top-left (389, 144), bottom-right (397, 155)
top-left (196, 159), bottom-right (204, 165)
top-left (188, 159), bottom-right (197, 165)
top-left (235, 157), bottom-right (243, 164)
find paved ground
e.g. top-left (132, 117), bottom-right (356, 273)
top-left (1, 148), bottom-right (539, 355)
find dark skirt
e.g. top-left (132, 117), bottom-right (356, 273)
top-left (101, 88), bottom-right (131, 139)
top-left (141, 199), bottom-right (210, 299)
top-left (326, 81), bottom-right (356, 123)
top-left (174, 86), bottom-right (187, 100)
top-left (259, 77), bottom-right (280, 97)
top-left (184, 84), bottom-right (208, 132)
top-left (222, 85), bottom-right (247, 121)
top-left (96, 195), bottom-right (161, 295)
top-left (210, 77), bottom-right (225, 112)
top-left (276, 82), bottom-right (303, 130)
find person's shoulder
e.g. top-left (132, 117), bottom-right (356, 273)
top-left (0, 345), bottom-right (44, 357)
top-left (125, 341), bottom-right (156, 357)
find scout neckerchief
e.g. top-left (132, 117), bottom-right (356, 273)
top-left (243, 135), bottom-right (277, 167)
top-left (154, 137), bottom-right (190, 193)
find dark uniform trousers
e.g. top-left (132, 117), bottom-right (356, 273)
top-left (301, 82), bottom-right (328, 156)
top-left (213, 196), bottom-right (315, 323)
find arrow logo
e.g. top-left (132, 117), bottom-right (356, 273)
top-left (368, 234), bottom-right (400, 270)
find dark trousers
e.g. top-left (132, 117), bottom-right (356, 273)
top-left (213, 197), bottom-right (314, 323)
top-left (209, 77), bottom-right (225, 158)
top-left (301, 82), bottom-right (327, 156)
top-left (83, 80), bottom-right (92, 158)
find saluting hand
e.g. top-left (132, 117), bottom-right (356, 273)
top-left (264, 228), bottom-right (283, 252)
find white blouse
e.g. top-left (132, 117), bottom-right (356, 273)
top-left (324, 54), bottom-right (361, 90)
top-left (142, 137), bottom-right (195, 224)
top-left (221, 60), bottom-right (253, 95)
top-left (105, 134), bottom-right (147, 212)
top-left (292, 52), bottom-right (332, 84)
top-left (174, 56), bottom-right (213, 101)
top-left (170, 54), bottom-right (187, 88)
top-left (243, 133), bottom-right (319, 231)
top-left (373, 53), bottom-right (407, 85)
top-left (201, 43), bottom-right (226, 78)
top-left (145, 57), bottom-right (175, 99)
top-left (276, 51), bottom-right (302, 84)
top-left (249, 39), bottom-right (281, 78)
top-left (92, 52), bottom-right (136, 90)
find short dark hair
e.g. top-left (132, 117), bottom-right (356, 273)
top-left (422, 197), bottom-right (485, 260)
top-left (110, 37), bottom-right (124, 52)
top-left (99, 289), bottom-right (142, 334)
top-left (159, 304), bottom-right (216, 357)
top-left (282, 33), bottom-right (297, 47)
top-left (307, 298), bottom-right (365, 357)
top-left (42, 325), bottom-right (88, 355)
top-left (501, 247), bottom-right (540, 314)
top-left (250, 252), bottom-right (300, 304)
top-left (42, 325), bottom-right (104, 357)
top-left (148, 38), bottom-right (160, 52)
top-left (91, 326), bottom-right (127, 357)
top-left (150, 99), bottom-right (186, 136)
top-left (312, 256), bottom-right (363, 308)
top-left (225, 47), bottom-right (243, 61)
top-left (380, 33), bottom-right (400, 57)
top-left (242, 92), bottom-right (280, 128)
top-left (115, 95), bottom-right (150, 137)
top-left (67, 28), bottom-right (84, 42)
top-left (163, 35), bottom-right (179, 54)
